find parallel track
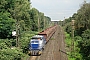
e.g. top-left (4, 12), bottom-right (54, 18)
top-left (27, 30), bottom-right (56, 60)
top-left (28, 33), bottom-right (55, 60)
top-left (27, 26), bottom-right (68, 60)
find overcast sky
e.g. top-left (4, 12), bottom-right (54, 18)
top-left (31, 0), bottom-right (90, 21)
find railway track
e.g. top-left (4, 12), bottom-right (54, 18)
top-left (28, 39), bottom-right (54, 60)
top-left (27, 31), bottom-right (55, 60)
top-left (27, 26), bottom-right (68, 60)
top-left (30, 56), bottom-right (37, 60)
top-left (27, 56), bottom-right (38, 60)
top-left (36, 25), bottom-right (61, 60)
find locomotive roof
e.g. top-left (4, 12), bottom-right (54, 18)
top-left (32, 35), bottom-right (43, 38)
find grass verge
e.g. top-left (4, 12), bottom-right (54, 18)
top-left (65, 32), bottom-right (82, 60)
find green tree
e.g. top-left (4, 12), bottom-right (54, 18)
top-left (0, 12), bottom-right (15, 38)
top-left (29, 8), bottom-right (39, 31)
top-left (75, 3), bottom-right (90, 36)
top-left (39, 12), bottom-right (44, 29)
top-left (10, 0), bottom-right (31, 31)
top-left (44, 16), bottom-right (51, 28)
top-left (78, 29), bottom-right (90, 60)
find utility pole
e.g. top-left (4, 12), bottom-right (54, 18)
top-left (16, 20), bottom-right (19, 47)
top-left (14, 3), bottom-right (20, 47)
top-left (44, 17), bottom-right (45, 29)
top-left (38, 16), bottom-right (40, 32)
top-left (71, 20), bottom-right (75, 56)
top-left (12, 20), bottom-right (19, 47)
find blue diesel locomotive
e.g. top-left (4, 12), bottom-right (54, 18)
top-left (29, 35), bottom-right (46, 55)
top-left (28, 25), bottom-right (57, 55)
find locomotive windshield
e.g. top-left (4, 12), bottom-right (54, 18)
top-left (31, 41), bottom-right (39, 43)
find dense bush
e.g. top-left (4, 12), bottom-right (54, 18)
top-left (0, 12), bottom-right (15, 39)
top-left (63, 2), bottom-right (90, 60)
top-left (78, 29), bottom-right (90, 60)
top-left (0, 48), bottom-right (25, 60)
top-left (0, 31), bottom-right (38, 60)
top-left (0, 0), bottom-right (51, 60)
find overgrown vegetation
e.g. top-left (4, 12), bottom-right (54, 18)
top-left (0, 0), bottom-right (51, 60)
top-left (63, 2), bottom-right (90, 60)
top-left (65, 32), bottom-right (82, 60)
top-left (0, 31), bottom-right (37, 60)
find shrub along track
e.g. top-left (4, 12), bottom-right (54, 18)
top-left (29, 26), bottom-right (68, 60)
